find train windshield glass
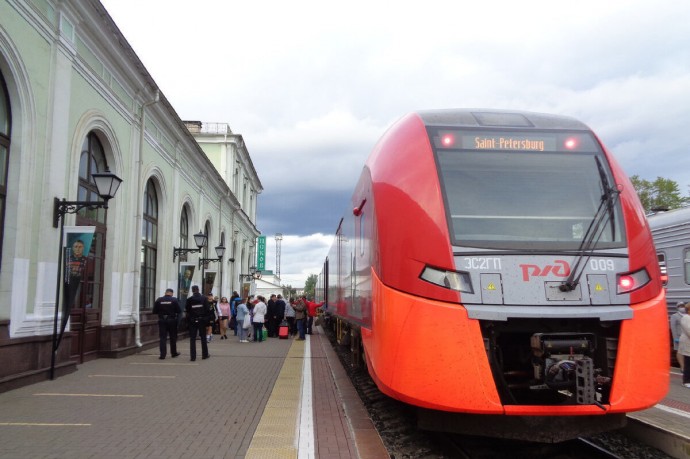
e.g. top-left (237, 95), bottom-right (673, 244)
top-left (432, 129), bottom-right (625, 250)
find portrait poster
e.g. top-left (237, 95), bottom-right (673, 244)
top-left (59, 226), bottom-right (95, 346)
top-left (178, 263), bottom-right (196, 306)
top-left (203, 271), bottom-right (217, 296)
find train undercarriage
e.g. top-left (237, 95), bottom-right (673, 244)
top-left (329, 315), bottom-right (627, 442)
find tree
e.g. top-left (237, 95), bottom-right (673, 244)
top-left (630, 175), bottom-right (689, 213)
top-left (303, 274), bottom-right (318, 299)
top-left (282, 284), bottom-right (297, 299)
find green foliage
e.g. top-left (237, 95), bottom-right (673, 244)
top-left (630, 175), bottom-right (689, 213)
top-left (303, 274), bottom-right (318, 298)
top-left (282, 284), bottom-right (297, 299)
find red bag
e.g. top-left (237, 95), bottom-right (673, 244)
top-left (279, 321), bottom-right (289, 339)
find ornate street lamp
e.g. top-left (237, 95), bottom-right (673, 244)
top-left (52, 169), bottom-right (123, 228)
top-left (239, 265), bottom-right (262, 282)
top-left (173, 231), bottom-right (207, 303)
top-left (199, 245), bottom-right (225, 294)
top-left (173, 231), bottom-right (207, 262)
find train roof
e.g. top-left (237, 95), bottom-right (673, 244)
top-left (416, 109), bottom-right (590, 131)
top-left (647, 206), bottom-right (690, 229)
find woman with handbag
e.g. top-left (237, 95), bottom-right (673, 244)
top-left (236, 297), bottom-right (251, 343)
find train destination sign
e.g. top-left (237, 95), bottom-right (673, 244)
top-left (435, 130), bottom-right (599, 153)
top-left (469, 135), bottom-right (552, 151)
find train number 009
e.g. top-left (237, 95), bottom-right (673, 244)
top-left (589, 259), bottom-right (615, 271)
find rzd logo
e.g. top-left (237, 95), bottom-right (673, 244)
top-left (519, 260), bottom-right (571, 281)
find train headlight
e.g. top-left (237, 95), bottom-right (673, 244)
top-left (420, 266), bottom-right (474, 293)
top-left (616, 268), bottom-right (650, 294)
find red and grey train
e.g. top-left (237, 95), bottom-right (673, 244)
top-left (316, 109), bottom-right (668, 441)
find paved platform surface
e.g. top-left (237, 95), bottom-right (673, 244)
top-left (0, 327), bottom-right (388, 459)
top-left (626, 368), bottom-right (690, 458)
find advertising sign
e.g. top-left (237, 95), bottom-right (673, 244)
top-left (256, 235), bottom-right (266, 271)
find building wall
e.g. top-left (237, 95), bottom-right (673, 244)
top-left (0, 0), bottom-right (262, 390)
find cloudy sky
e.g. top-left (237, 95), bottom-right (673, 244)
top-left (101, 0), bottom-right (690, 288)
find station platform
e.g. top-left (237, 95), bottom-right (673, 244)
top-left (625, 368), bottom-right (690, 459)
top-left (0, 327), bottom-right (389, 459)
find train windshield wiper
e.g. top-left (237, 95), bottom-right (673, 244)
top-left (560, 156), bottom-right (620, 292)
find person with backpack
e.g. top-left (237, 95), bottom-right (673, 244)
top-left (229, 291), bottom-right (241, 336)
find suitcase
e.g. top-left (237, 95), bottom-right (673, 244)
top-left (279, 320), bottom-right (289, 339)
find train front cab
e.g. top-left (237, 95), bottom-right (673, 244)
top-left (360, 271), bottom-right (668, 441)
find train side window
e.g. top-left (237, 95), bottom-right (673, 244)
top-left (684, 249), bottom-right (690, 285)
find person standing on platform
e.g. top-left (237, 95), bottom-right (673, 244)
top-left (152, 288), bottom-right (181, 360)
top-left (252, 296), bottom-right (268, 342)
top-left (303, 295), bottom-right (325, 335)
top-left (229, 291), bottom-right (241, 336)
top-left (185, 285), bottom-right (211, 361)
top-left (679, 306), bottom-right (690, 387)
top-left (205, 293), bottom-right (217, 343)
top-left (237, 297), bottom-right (250, 343)
top-left (671, 303), bottom-right (686, 371)
top-left (266, 294), bottom-right (279, 337)
top-left (285, 297), bottom-right (296, 337)
top-left (293, 297), bottom-right (307, 340)
top-left (275, 294), bottom-right (286, 334)
top-left (217, 296), bottom-right (231, 339)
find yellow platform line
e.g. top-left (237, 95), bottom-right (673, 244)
top-left (245, 339), bottom-right (305, 459)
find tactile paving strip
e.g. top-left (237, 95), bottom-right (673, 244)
top-left (245, 340), bottom-right (305, 459)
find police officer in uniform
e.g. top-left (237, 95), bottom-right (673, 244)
top-left (185, 285), bottom-right (211, 361)
top-left (152, 288), bottom-right (182, 359)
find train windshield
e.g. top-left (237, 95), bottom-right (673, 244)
top-left (432, 129), bottom-right (625, 250)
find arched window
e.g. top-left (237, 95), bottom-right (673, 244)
top-left (140, 179), bottom-right (158, 309)
top-left (0, 71), bottom-right (12, 264)
top-left (203, 221), bottom-right (210, 259)
top-left (74, 133), bottom-right (109, 310)
top-left (180, 206), bottom-right (189, 249)
top-left (178, 206), bottom-right (189, 262)
top-left (72, 131), bottom-right (112, 362)
top-left (78, 134), bottom-right (108, 222)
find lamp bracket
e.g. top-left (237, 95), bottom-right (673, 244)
top-left (198, 257), bottom-right (221, 269)
top-left (173, 247), bottom-right (202, 263)
top-left (53, 197), bottom-right (110, 228)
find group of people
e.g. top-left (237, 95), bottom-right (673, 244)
top-left (233, 293), bottom-right (325, 343)
top-left (153, 286), bottom-right (325, 361)
top-left (671, 301), bottom-right (690, 387)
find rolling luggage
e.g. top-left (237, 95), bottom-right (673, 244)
top-left (279, 320), bottom-right (289, 339)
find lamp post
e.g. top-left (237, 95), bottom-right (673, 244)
top-left (275, 233), bottom-right (283, 280)
top-left (173, 231), bottom-right (207, 301)
top-left (51, 169), bottom-right (123, 380)
top-left (199, 245), bottom-right (226, 294)
top-left (239, 265), bottom-right (262, 282)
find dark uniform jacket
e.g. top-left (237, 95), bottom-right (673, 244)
top-left (152, 294), bottom-right (181, 319)
top-left (185, 292), bottom-right (210, 323)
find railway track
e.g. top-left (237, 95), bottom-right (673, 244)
top-left (324, 326), bottom-right (671, 459)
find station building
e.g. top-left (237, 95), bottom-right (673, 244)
top-left (0, 0), bottom-right (263, 390)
